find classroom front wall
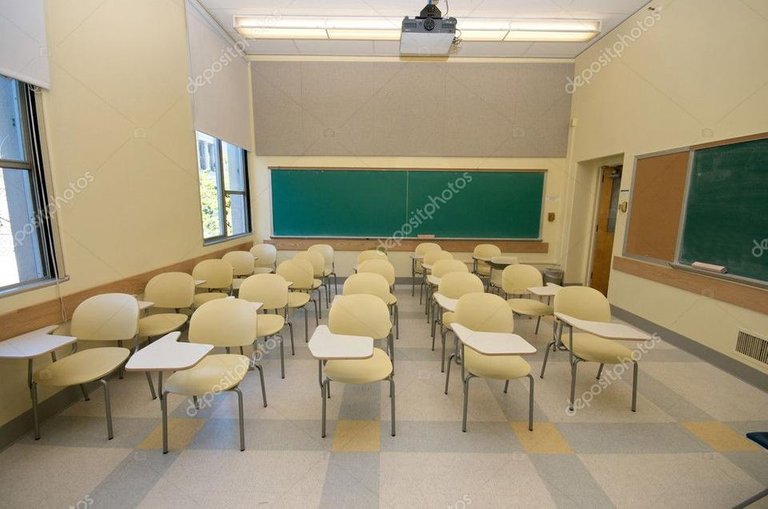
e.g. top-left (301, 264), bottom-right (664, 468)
top-left (568, 0), bottom-right (768, 374)
top-left (252, 156), bottom-right (568, 276)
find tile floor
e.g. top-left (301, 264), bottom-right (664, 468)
top-left (1, 287), bottom-right (767, 508)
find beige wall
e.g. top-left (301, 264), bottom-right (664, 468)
top-left (567, 0), bottom-right (768, 373)
top-left (253, 155), bottom-right (568, 276)
top-left (0, 0), bottom-right (250, 427)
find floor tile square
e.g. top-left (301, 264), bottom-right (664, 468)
top-left (683, 421), bottom-right (761, 452)
top-left (512, 421), bottom-right (572, 454)
top-left (331, 420), bottom-right (381, 452)
top-left (137, 418), bottom-right (206, 451)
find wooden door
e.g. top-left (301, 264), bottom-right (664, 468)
top-left (590, 166), bottom-right (622, 295)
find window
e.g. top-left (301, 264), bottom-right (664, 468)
top-left (0, 75), bottom-right (60, 293)
top-left (195, 132), bottom-right (251, 241)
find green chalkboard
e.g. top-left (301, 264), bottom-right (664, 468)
top-left (270, 169), bottom-right (544, 239)
top-left (679, 137), bottom-right (768, 282)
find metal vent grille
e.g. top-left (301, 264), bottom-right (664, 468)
top-left (736, 330), bottom-right (768, 365)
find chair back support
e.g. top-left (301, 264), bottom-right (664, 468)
top-left (251, 243), bottom-right (277, 269)
top-left (71, 293), bottom-right (140, 341)
top-left (357, 249), bottom-right (388, 264)
top-left (423, 250), bottom-right (453, 266)
top-left (554, 286), bottom-right (611, 322)
top-left (295, 250), bottom-right (325, 278)
top-left (144, 272), bottom-right (195, 309)
top-left (357, 259), bottom-right (396, 286)
top-left (192, 259), bottom-right (233, 290)
top-left (501, 263), bottom-right (539, 294)
top-left (222, 251), bottom-right (255, 278)
top-left (308, 244), bottom-right (334, 270)
top-left (343, 273), bottom-right (391, 304)
top-left (415, 242), bottom-right (441, 256)
top-left (276, 259), bottom-right (314, 290)
top-left (438, 273), bottom-right (484, 299)
top-left (473, 244), bottom-right (502, 259)
top-left (328, 294), bottom-right (391, 340)
top-left (455, 293), bottom-right (514, 333)
top-left (189, 298), bottom-right (257, 347)
top-left (431, 259), bottom-right (469, 278)
top-left (239, 274), bottom-right (289, 310)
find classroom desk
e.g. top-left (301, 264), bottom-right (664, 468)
top-left (433, 292), bottom-right (458, 313)
top-left (528, 283), bottom-right (562, 302)
top-left (194, 279), bottom-right (206, 286)
top-left (410, 254), bottom-right (424, 297)
top-left (452, 323), bottom-right (537, 356)
top-left (137, 300), bottom-right (154, 311)
top-left (0, 326), bottom-right (77, 439)
top-left (554, 312), bottom-right (652, 341)
top-left (433, 293), bottom-right (458, 371)
top-left (486, 256), bottom-right (517, 292)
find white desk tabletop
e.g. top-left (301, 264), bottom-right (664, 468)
top-left (137, 300), bottom-right (154, 311)
top-left (427, 274), bottom-right (441, 286)
top-left (308, 325), bottom-right (374, 360)
top-left (126, 331), bottom-right (212, 372)
top-left (472, 255), bottom-right (492, 262)
top-left (0, 326), bottom-right (77, 359)
top-left (528, 283), bottom-right (562, 297)
top-left (421, 263), bottom-right (433, 271)
top-left (224, 297), bottom-right (264, 312)
top-left (194, 279), bottom-right (206, 286)
top-left (451, 323), bottom-right (536, 356)
top-left (488, 256), bottom-right (517, 268)
top-left (433, 293), bottom-right (458, 312)
top-left (555, 312), bottom-right (652, 341)
top-left (411, 254), bottom-right (424, 260)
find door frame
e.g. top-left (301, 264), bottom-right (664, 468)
top-left (586, 163), bottom-right (623, 289)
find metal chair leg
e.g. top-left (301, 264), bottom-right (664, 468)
top-left (569, 359), bottom-right (580, 412)
top-left (321, 378), bottom-right (329, 438)
top-left (312, 299), bottom-right (319, 324)
top-left (80, 384), bottom-right (90, 401)
top-left (287, 321), bottom-right (295, 355)
top-left (596, 363), bottom-right (604, 380)
top-left (440, 328), bottom-right (447, 373)
top-left (145, 372), bottom-right (157, 400)
top-left (504, 380), bottom-right (510, 393)
top-left (161, 390), bottom-right (169, 453)
top-left (254, 363), bottom-right (267, 407)
top-left (631, 361), bottom-right (638, 412)
top-left (540, 341), bottom-right (555, 378)
top-left (31, 382), bottom-right (40, 440)
top-left (304, 307), bottom-right (309, 341)
top-left (527, 374), bottom-right (534, 431)
top-left (535, 316), bottom-right (542, 335)
top-left (279, 335), bottom-right (285, 379)
top-left (444, 353), bottom-right (455, 394)
top-left (233, 387), bottom-right (245, 451)
top-left (100, 379), bottom-right (114, 440)
top-left (395, 305), bottom-right (399, 340)
top-left (389, 376), bottom-right (396, 436)
top-left (462, 374), bottom-right (476, 432)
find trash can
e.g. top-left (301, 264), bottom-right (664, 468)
top-left (543, 267), bottom-right (564, 286)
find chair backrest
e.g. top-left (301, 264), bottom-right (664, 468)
top-left (423, 250), bottom-right (453, 266)
top-left (415, 242), bottom-right (441, 256)
top-left (276, 259), bottom-right (314, 290)
top-left (188, 298), bottom-right (257, 347)
top-left (143, 272), bottom-right (195, 309)
top-left (455, 293), bottom-right (514, 333)
top-left (222, 251), bottom-right (255, 278)
top-left (192, 259), bottom-right (233, 290)
top-left (438, 272), bottom-right (485, 299)
top-left (502, 264), bottom-right (543, 295)
top-left (357, 258), bottom-right (396, 286)
top-left (343, 273), bottom-right (392, 304)
top-left (554, 286), bottom-right (611, 322)
top-left (357, 249), bottom-right (388, 264)
top-left (489, 256), bottom-right (518, 285)
top-left (431, 259), bottom-right (469, 278)
top-left (308, 244), bottom-right (334, 270)
top-left (294, 250), bottom-right (325, 277)
top-left (328, 294), bottom-right (391, 340)
top-left (239, 273), bottom-right (289, 310)
top-left (473, 243), bottom-right (501, 259)
top-left (71, 293), bottom-right (139, 342)
top-left (251, 243), bottom-right (277, 269)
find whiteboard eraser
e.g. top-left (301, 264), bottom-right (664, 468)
top-left (417, 234), bottom-right (435, 239)
top-left (692, 261), bottom-right (727, 274)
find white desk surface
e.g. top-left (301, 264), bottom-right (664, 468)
top-left (433, 293), bottom-right (458, 312)
top-left (411, 254), bottom-right (424, 260)
top-left (451, 323), bottom-right (536, 356)
top-left (126, 331), bottom-right (213, 372)
top-left (307, 325), bottom-right (374, 360)
top-left (528, 283), bottom-right (562, 297)
top-left (555, 312), bottom-right (652, 341)
top-left (224, 297), bottom-right (264, 312)
top-left (427, 275), bottom-right (441, 286)
top-left (0, 326), bottom-right (77, 359)
top-left (472, 255), bottom-right (492, 262)
top-left (421, 263), bottom-right (433, 271)
top-left (194, 279), bottom-right (206, 286)
top-left (487, 257), bottom-right (517, 268)
top-left (137, 300), bottom-right (154, 311)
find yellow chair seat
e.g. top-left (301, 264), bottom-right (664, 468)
top-left (312, 279), bottom-right (322, 289)
top-left (193, 292), bottom-right (228, 307)
top-left (34, 347), bottom-right (130, 386)
top-left (164, 354), bottom-right (249, 396)
top-left (507, 298), bottom-right (553, 317)
top-left (325, 348), bottom-right (392, 384)
top-left (138, 313), bottom-right (187, 337)
top-left (257, 314), bottom-right (285, 337)
top-left (323, 269), bottom-right (334, 277)
top-left (464, 347), bottom-right (530, 380)
top-left (253, 267), bottom-right (274, 275)
top-left (443, 311), bottom-right (456, 326)
top-left (287, 292), bottom-right (310, 308)
top-left (564, 332), bottom-right (633, 364)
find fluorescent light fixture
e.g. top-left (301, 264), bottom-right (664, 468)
top-left (234, 16), bottom-right (600, 43)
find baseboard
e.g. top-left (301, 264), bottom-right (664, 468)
top-left (611, 305), bottom-right (768, 392)
top-left (0, 385), bottom-right (83, 452)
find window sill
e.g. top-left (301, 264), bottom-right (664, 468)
top-left (0, 276), bottom-right (70, 299)
top-left (202, 232), bottom-right (253, 247)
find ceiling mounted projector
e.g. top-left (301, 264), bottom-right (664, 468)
top-left (400, 1), bottom-right (457, 56)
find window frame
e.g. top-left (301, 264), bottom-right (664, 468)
top-left (195, 132), bottom-right (251, 244)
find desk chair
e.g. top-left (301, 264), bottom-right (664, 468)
top-left (411, 242), bottom-right (441, 296)
top-left (321, 294), bottom-right (395, 438)
top-left (222, 251), bottom-right (255, 292)
top-left (734, 432), bottom-right (768, 508)
top-left (138, 272), bottom-right (194, 340)
top-left (251, 243), bottom-right (277, 274)
top-left (443, 293), bottom-right (534, 432)
top-left (357, 258), bottom-right (399, 339)
top-left (433, 272), bottom-right (484, 372)
top-left (276, 259), bottom-right (318, 341)
top-left (502, 264), bottom-right (553, 335)
top-left (420, 250), bottom-right (453, 305)
top-left (540, 286), bottom-right (639, 412)
top-left (308, 244), bottom-right (338, 297)
top-left (488, 256), bottom-right (518, 294)
top-left (472, 243), bottom-right (501, 285)
top-left (295, 250), bottom-right (330, 311)
top-left (427, 259), bottom-right (469, 326)
top-left (192, 259), bottom-right (233, 307)
top-left (357, 249), bottom-right (387, 266)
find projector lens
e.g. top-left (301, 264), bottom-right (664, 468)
top-left (424, 18), bottom-right (435, 31)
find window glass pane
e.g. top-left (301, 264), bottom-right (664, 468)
top-left (226, 193), bottom-right (247, 236)
top-left (0, 75), bottom-right (27, 162)
top-left (196, 132), bottom-right (223, 239)
top-left (222, 142), bottom-right (245, 192)
top-left (0, 168), bottom-right (45, 287)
